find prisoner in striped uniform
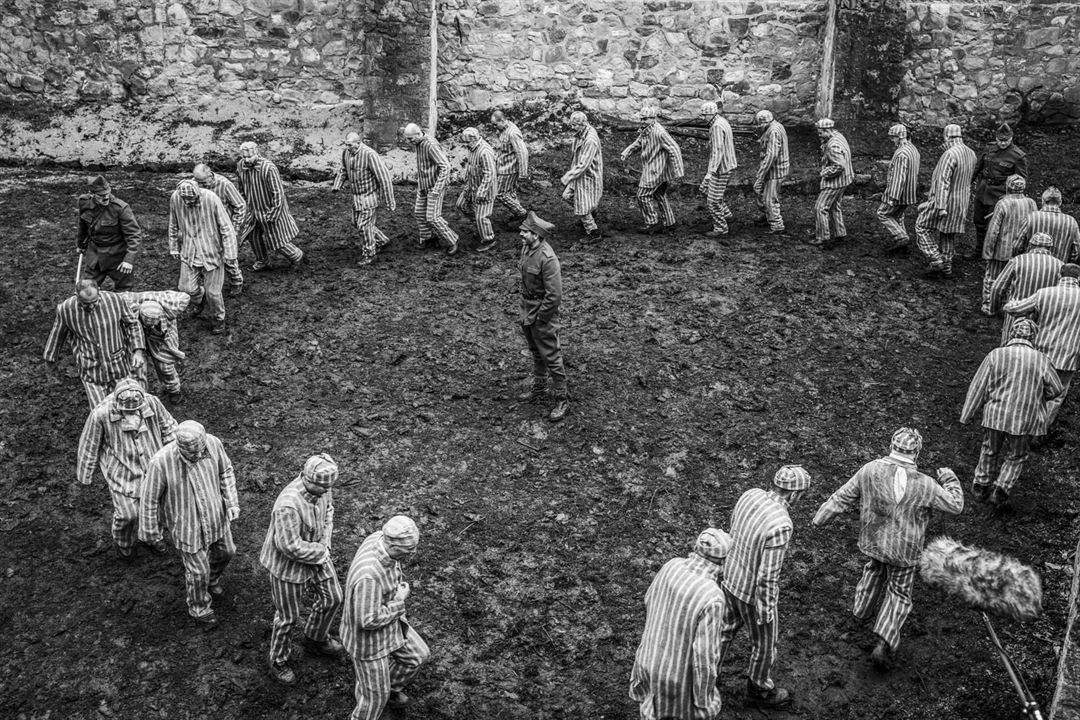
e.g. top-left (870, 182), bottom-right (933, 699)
top-left (914, 124), bottom-right (977, 277)
top-left (561, 111), bottom-right (604, 241)
top-left (720, 465), bottom-right (811, 709)
top-left (121, 290), bottom-right (191, 403)
top-left (1014, 187), bottom-right (1080, 262)
top-left (260, 454), bottom-right (345, 685)
top-left (44, 280), bottom-right (147, 409)
top-left (753, 110), bottom-right (790, 234)
top-left (698, 102), bottom-right (737, 238)
top-left (168, 180), bottom-right (238, 335)
top-left (960, 319), bottom-right (1064, 507)
top-left (235, 142), bottom-right (304, 270)
top-left (341, 516), bottom-right (430, 720)
top-left (76, 378), bottom-right (177, 559)
top-left (139, 420), bottom-right (239, 626)
top-left (456, 127), bottom-right (498, 251)
top-left (629, 528), bottom-right (732, 720)
top-left (194, 163), bottom-right (247, 293)
top-left (492, 110), bottom-right (529, 221)
top-left (332, 132), bottom-right (396, 266)
top-left (878, 124), bottom-right (921, 252)
top-left (811, 118), bottom-right (854, 246)
top-left (812, 428), bottom-right (964, 670)
top-left (989, 233), bottom-right (1064, 343)
top-left (403, 123), bottom-right (459, 254)
top-left (621, 106), bottom-right (685, 232)
top-left (1003, 264), bottom-right (1080, 431)
top-left (981, 175), bottom-right (1037, 315)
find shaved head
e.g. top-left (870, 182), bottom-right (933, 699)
top-left (403, 123), bottom-right (423, 138)
top-left (345, 132), bottom-right (361, 144)
top-left (192, 163), bottom-right (212, 182)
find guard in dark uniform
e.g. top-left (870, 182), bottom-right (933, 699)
top-left (972, 123), bottom-right (1027, 258)
top-left (518, 211), bottom-right (568, 422)
top-left (77, 175), bottom-right (143, 290)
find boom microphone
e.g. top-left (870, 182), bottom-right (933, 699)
top-left (919, 536), bottom-right (1042, 620)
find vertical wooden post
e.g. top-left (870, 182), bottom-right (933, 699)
top-left (816, 0), bottom-right (839, 119)
top-left (428, 0), bottom-right (438, 135)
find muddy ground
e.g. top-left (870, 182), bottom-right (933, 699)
top-left (2, 123), bottom-right (1080, 720)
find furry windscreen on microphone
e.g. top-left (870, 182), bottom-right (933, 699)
top-left (919, 536), bottom-right (1043, 620)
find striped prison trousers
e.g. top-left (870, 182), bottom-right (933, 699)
top-left (413, 190), bottom-right (458, 246)
top-left (852, 558), bottom-right (917, 651)
top-left (268, 570), bottom-right (344, 665)
top-left (705, 172), bottom-right (733, 233)
top-left (637, 182), bottom-right (675, 227)
top-left (349, 624), bottom-right (431, 720)
top-left (178, 530), bottom-right (236, 618)
top-left (719, 590), bottom-right (778, 691)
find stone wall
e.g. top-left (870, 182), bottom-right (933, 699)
top-left (3, 0), bottom-right (1080, 171)
top-left (898, 1), bottom-right (1080, 127)
top-left (437, 0), bottom-right (828, 124)
top-left (0, 0), bottom-right (431, 171)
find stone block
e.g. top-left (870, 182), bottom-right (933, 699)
top-left (1045, 44), bottom-right (1065, 57)
top-left (1023, 26), bottom-right (1060, 49)
top-left (952, 84), bottom-right (977, 99)
top-left (166, 3), bottom-right (189, 25)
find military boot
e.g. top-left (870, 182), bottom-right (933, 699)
top-left (518, 380), bottom-right (547, 403)
top-left (549, 392), bottom-right (570, 422)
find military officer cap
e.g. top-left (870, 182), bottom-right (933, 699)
top-left (815, 118), bottom-right (835, 129)
top-left (995, 122), bottom-right (1013, 140)
top-left (888, 123), bottom-right (907, 139)
top-left (89, 175), bottom-right (110, 192)
top-left (944, 124), bottom-right (963, 138)
top-left (520, 210), bottom-right (555, 240)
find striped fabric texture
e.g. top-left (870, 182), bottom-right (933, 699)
top-left (629, 554), bottom-right (725, 720)
top-left (707, 114), bottom-right (737, 175)
top-left (1016, 208), bottom-right (1080, 261)
top-left (719, 593), bottom-right (779, 690)
top-left (961, 339), bottom-right (1065, 435)
top-left (259, 476), bottom-right (336, 583)
top-left (819, 131), bottom-right (854, 189)
top-left (1006, 279), bottom-right (1080, 370)
top-left (990, 250), bottom-right (1064, 338)
top-left (333, 144), bottom-right (396, 210)
top-left (76, 392), bottom-right (178, 495)
top-left (179, 532), bottom-right (235, 617)
top-left (756, 121), bottom-right (790, 181)
top-left (853, 560), bottom-right (917, 650)
top-left (202, 173), bottom-right (247, 227)
top-left (564, 124), bottom-right (604, 215)
top-left (813, 457), bottom-right (963, 567)
top-left (722, 488), bottom-right (792, 623)
top-left (983, 193), bottom-right (1038, 261)
top-left (138, 434), bottom-right (239, 553)
top-left (235, 157), bottom-right (301, 247)
top-left (414, 136), bottom-right (451, 194)
top-left (494, 121), bottom-right (529, 177)
top-left (341, 531), bottom-right (409, 661)
top-left (884, 140), bottom-right (920, 205)
top-left (923, 138), bottom-right (977, 234)
top-left (624, 123), bottom-right (685, 187)
top-left (268, 571), bottom-right (343, 664)
top-left (119, 290), bottom-right (189, 366)
top-left (44, 292), bottom-right (146, 385)
top-left (348, 627), bottom-right (430, 720)
top-left (463, 139), bottom-right (497, 200)
top-left (168, 187), bottom-right (238, 270)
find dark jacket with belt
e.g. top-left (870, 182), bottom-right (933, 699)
top-left (77, 195), bottom-right (142, 271)
top-left (519, 241), bottom-right (562, 325)
top-left (974, 144), bottom-right (1028, 205)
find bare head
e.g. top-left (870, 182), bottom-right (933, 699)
top-left (402, 123), bottom-right (424, 145)
top-left (76, 279), bottom-right (100, 308)
top-left (1042, 186), bottom-right (1062, 207)
top-left (345, 132), bottom-right (362, 153)
top-left (569, 111), bottom-right (588, 131)
top-left (491, 110), bottom-right (507, 128)
top-left (755, 110), bottom-right (773, 127)
top-left (192, 163), bottom-right (214, 186)
top-left (239, 141), bottom-right (260, 166)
